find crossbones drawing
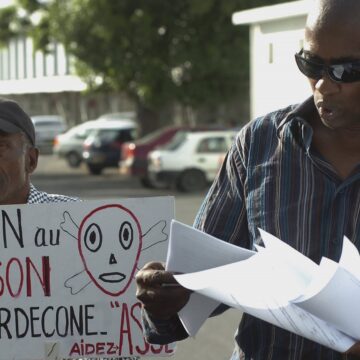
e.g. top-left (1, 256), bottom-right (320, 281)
top-left (60, 204), bottom-right (168, 297)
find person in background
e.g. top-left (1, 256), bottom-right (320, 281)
top-left (135, 0), bottom-right (360, 358)
top-left (0, 98), bottom-right (77, 205)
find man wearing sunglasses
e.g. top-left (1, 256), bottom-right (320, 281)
top-left (135, 0), bottom-right (360, 359)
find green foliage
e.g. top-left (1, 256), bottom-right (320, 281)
top-left (17, 0), bottom-right (44, 13)
top-left (0, 0), bottom-right (292, 125)
top-left (0, 6), bottom-right (20, 45)
top-left (44, 0), bottom-right (251, 110)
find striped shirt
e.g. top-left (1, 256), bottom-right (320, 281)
top-left (193, 96), bottom-right (360, 359)
top-left (143, 96), bottom-right (360, 360)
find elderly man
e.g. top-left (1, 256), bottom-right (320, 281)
top-left (135, 0), bottom-right (360, 358)
top-left (0, 98), bottom-right (76, 204)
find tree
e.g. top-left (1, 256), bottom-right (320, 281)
top-left (0, 0), bottom-right (289, 133)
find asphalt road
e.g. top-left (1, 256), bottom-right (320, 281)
top-left (32, 155), bottom-right (241, 360)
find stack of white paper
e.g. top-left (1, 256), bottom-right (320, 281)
top-left (166, 220), bottom-right (360, 352)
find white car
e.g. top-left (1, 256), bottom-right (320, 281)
top-left (31, 115), bottom-right (67, 152)
top-left (98, 111), bottom-right (136, 121)
top-left (147, 130), bottom-right (237, 192)
top-left (53, 119), bottom-right (137, 168)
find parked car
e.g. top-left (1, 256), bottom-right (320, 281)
top-left (119, 125), bottom-right (229, 188)
top-left (82, 120), bottom-right (138, 175)
top-left (147, 130), bottom-right (237, 192)
top-left (53, 119), bottom-right (136, 168)
top-left (98, 112), bottom-right (136, 121)
top-left (53, 120), bottom-right (101, 167)
top-left (31, 115), bottom-right (67, 153)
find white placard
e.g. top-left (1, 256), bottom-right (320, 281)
top-left (0, 197), bottom-right (175, 359)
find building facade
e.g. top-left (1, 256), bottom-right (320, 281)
top-left (0, 0), bottom-right (134, 127)
top-left (0, 34), bottom-right (134, 126)
top-left (232, 0), bottom-right (312, 119)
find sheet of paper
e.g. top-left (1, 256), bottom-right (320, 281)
top-left (166, 220), bottom-right (255, 336)
top-left (166, 220), bottom-right (255, 273)
top-left (173, 227), bottom-right (356, 352)
top-left (339, 236), bottom-right (360, 279)
top-left (258, 229), bottom-right (318, 282)
top-left (174, 254), bottom-right (355, 351)
top-left (175, 250), bottom-right (308, 307)
top-left (239, 303), bottom-right (355, 352)
top-left (293, 237), bottom-right (360, 339)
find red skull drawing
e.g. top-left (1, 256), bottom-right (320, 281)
top-left (78, 204), bottom-right (142, 296)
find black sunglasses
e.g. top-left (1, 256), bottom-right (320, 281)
top-left (295, 49), bottom-right (360, 83)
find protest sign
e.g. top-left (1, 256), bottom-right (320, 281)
top-left (0, 196), bottom-right (174, 359)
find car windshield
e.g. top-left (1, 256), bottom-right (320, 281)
top-left (73, 128), bottom-right (94, 139)
top-left (88, 128), bottom-right (137, 143)
top-left (98, 112), bottom-right (135, 121)
top-left (197, 136), bottom-right (229, 153)
top-left (160, 131), bottom-right (187, 150)
top-left (34, 121), bottom-right (64, 127)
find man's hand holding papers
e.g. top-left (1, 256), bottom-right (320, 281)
top-left (135, 261), bottom-right (191, 320)
top-left (168, 221), bottom-right (360, 353)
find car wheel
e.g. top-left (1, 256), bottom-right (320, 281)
top-left (141, 176), bottom-right (169, 189)
top-left (140, 177), bottom-right (155, 188)
top-left (176, 169), bottom-right (207, 192)
top-left (87, 164), bottom-right (103, 175)
top-left (66, 152), bottom-right (82, 168)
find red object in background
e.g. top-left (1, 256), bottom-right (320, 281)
top-left (119, 125), bottom-right (227, 187)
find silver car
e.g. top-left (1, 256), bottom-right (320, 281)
top-left (31, 115), bottom-right (67, 153)
top-left (53, 119), bottom-right (137, 168)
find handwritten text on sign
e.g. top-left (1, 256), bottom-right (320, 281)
top-left (0, 197), bottom-right (174, 359)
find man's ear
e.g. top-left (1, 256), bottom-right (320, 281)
top-left (26, 146), bottom-right (39, 174)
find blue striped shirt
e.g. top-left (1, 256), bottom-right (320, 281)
top-left (194, 96), bottom-right (360, 359)
top-left (143, 96), bottom-right (360, 359)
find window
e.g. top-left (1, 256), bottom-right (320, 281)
top-left (34, 121), bottom-right (63, 127)
top-left (197, 137), bottom-right (228, 153)
top-left (95, 128), bottom-right (137, 143)
top-left (269, 43), bottom-right (274, 64)
top-left (74, 128), bottom-right (93, 140)
top-left (162, 131), bottom-right (187, 151)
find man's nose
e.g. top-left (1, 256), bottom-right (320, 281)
top-left (314, 74), bottom-right (340, 95)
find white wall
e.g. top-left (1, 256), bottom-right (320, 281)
top-left (0, 36), bottom-right (86, 94)
top-left (250, 15), bottom-right (312, 119)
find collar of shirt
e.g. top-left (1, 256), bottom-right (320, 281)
top-left (276, 96), bottom-right (316, 152)
top-left (27, 183), bottom-right (79, 204)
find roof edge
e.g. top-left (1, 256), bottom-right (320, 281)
top-left (232, 0), bottom-right (312, 25)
